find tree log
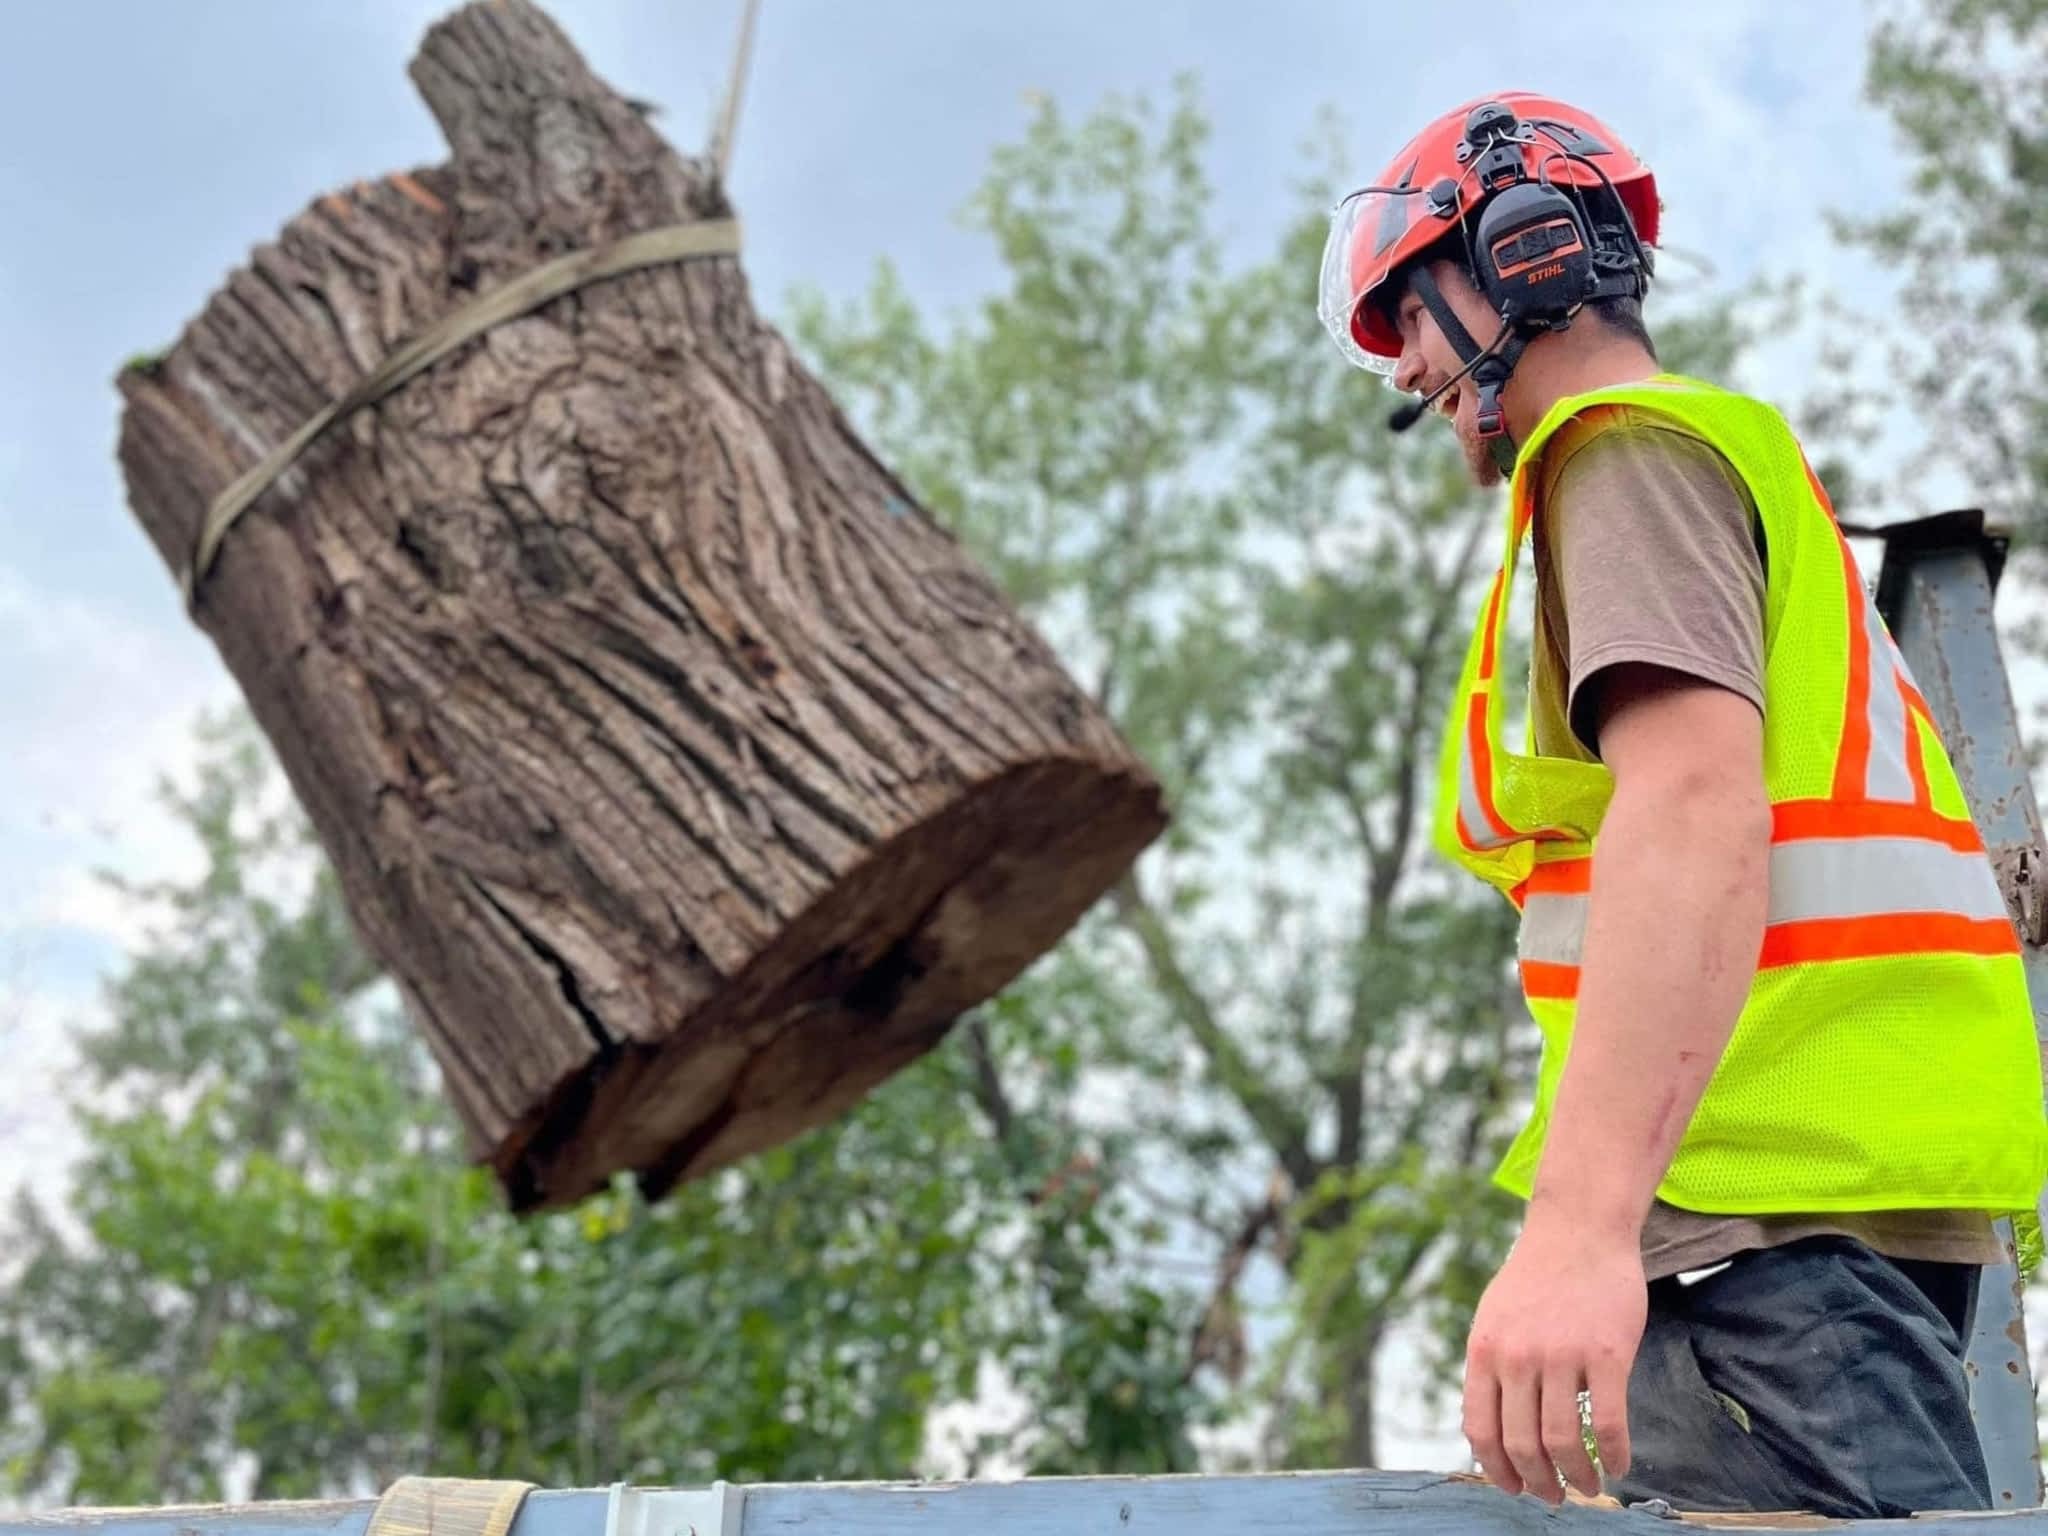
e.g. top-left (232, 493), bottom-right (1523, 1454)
top-left (114, 0), bottom-right (1164, 1211)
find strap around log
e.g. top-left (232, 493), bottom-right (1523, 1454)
top-left (364, 1478), bottom-right (535, 1536)
top-left (181, 217), bottom-right (744, 611)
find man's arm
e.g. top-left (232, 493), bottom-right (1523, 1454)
top-left (1463, 663), bottom-right (1771, 1503)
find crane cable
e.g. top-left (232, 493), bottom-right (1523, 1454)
top-left (708, 0), bottom-right (763, 187)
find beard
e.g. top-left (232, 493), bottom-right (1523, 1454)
top-left (1457, 417), bottom-right (1505, 489)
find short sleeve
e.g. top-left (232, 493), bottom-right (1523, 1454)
top-left (1544, 423), bottom-right (1766, 755)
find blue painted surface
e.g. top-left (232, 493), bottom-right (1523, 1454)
top-left (0, 1497), bottom-right (375, 1536)
top-left (11, 1475), bottom-right (2048, 1536)
top-left (1882, 526), bottom-right (2047, 1511)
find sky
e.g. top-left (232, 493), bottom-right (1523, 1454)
top-left (0, 0), bottom-right (1942, 1479)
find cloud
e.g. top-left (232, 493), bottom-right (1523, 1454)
top-left (0, 570), bottom-right (230, 1207)
top-left (0, 965), bottom-right (98, 1215)
top-left (0, 569), bottom-right (230, 922)
top-left (28, 869), bottom-right (160, 954)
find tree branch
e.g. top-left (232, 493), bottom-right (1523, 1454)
top-left (1187, 1186), bottom-right (1281, 1385)
top-left (418, 1163), bottom-right (446, 1472)
top-left (149, 1061), bottom-right (297, 1494)
top-left (1337, 510), bottom-right (1497, 1167)
top-left (1358, 1002), bottom-right (1522, 1380)
top-left (1334, 1073), bottom-right (1365, 1172)
top-left (1109, 871), bottom-right (1319, 1192)
top-left (1339, 1010), bottom-right (1521, 1443)
top-left (1094, 463), bottom-right (1158, 710)
top-left (1455, 972), bottom-right (1523, 1175)
top-left (1297, 733), bottom-right (1383, 883)
top-left (963, 1013), bottom-right (1022, 1159)
top-left (1125, 1171), bottom-right (1239, 1239)
top-left (1376, 511), bottom-right (1492, 934)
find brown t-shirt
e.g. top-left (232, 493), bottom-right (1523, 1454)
top-left (1529, 408), bottom-right (2002, 1281)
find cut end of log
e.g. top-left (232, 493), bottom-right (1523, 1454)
top-left (497, 758), bottom-right (1165, 1212)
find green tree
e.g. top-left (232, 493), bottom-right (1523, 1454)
top-left (793, 83), bottom-right (1759, 1468)
top-left (797, 87), bottom-right (1514, 1469)
top-left (3, 82), bottom-right (1765, 1501)
top-left (1840, 0), bottom-right (2048, 538)
top-left (0, 713), bottom-right (1193, 1503)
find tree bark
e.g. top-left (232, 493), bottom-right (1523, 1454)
top-left (114, 0), bottom-right (1162, 1211)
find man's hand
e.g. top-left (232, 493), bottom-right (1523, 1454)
top-left (1463, 1212), bottom-right (1646, 1501)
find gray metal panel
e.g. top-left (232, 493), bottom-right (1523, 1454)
top-left (11, 1476), bottom-right (2048, 1536)
top-left (1878, 525), bottom-right (2047, 1510)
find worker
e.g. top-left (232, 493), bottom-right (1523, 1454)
top-left (1317, 93), bottom-right (2048, 1519)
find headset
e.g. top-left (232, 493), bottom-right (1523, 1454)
top-left (1366, 101), bottom-right (1654, 471)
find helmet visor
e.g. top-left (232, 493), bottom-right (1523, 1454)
top-left (1317, 189), bottom-right (1407, 377)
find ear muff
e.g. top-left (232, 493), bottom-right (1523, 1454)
top-left (1471, 180), bottom-right (1596, 325)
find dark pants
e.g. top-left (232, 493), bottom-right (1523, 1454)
top-left (1607, 1236), bottom-right (1989, 1519)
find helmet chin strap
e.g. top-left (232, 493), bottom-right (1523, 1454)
top-left (1409, 267), bottom-right (1531, 477)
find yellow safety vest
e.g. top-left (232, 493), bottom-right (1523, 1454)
top-left (1435, 373), bottom-right (2048, 1216)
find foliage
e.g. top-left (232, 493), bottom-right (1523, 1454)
top-left (1840, 0), bottom-right (2048, 539)
top-left (796, 81), bottom-right (1757, 1466)
top-left (5, 78), bottom-right (1767, 1500)
top-left (802, 83), bottom-right (1554, 1467)
top-left (0, 714), bottom-right (1188, 1501)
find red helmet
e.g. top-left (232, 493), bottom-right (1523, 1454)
top-left (1317, 93), bottom-right (1660, 374)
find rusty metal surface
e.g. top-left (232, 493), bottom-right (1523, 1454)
top-left (1877, 519), bottom-right (2047, 1510)
top-left (1994, 844), bottom-right (2048, 948)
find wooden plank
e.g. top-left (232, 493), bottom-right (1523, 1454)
top-left (9, 1474), bottom-right (2048, 1536)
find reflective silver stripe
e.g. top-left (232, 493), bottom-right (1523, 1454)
top-left (1456, 742), bottom-right (1492, 845)
top-left (1516, 838), bottom-right (2004, 967)
top-left (1519, 893), bottom-right (1587, 965)
top-left (1861, 595), bottom-right (1916, 802)
top-left (1456, 708), bottom-right (1520, 851)
top-left (1894, 645), bottom-right (1925, 701)
top-left (1767, 837), bottom-right (2006, 925)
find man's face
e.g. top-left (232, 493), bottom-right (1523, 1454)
top-left (1389, 260), bottom-right (1506, 488)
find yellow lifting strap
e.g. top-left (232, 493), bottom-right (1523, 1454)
top-left (365, 1478), bottom-right (535, 1536)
